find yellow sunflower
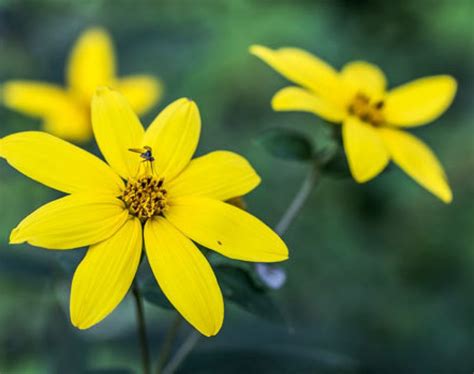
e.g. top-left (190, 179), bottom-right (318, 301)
top-left (251, 45), bottom-right (457, 203)
top-left (2, 27), bottom-right (162, 142)
top-left (0, 88), bottom-right (288, 336)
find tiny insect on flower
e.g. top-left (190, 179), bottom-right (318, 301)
top-left (128, 146), bottom-right (155, 162)
top-left (0, 88), bottom-right (288, 337)
top-left (1, 27), bottom-right (163, 142)
top-left (250, 45), bottom-right (457, 203)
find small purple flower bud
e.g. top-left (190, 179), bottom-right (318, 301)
top-left (255, 263), bottom-right (287, 290)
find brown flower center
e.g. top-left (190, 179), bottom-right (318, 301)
top-left (348, 93), bottom-right (385, 126)
top-left (122, 176), bottom-right (167, 220)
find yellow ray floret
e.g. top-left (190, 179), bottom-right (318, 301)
top-left (0, 88), bottom-right (287, 336)
top-left (250, 44), bottom-right (457, 203)
top-left (1, 27), bottom-right (163, 142)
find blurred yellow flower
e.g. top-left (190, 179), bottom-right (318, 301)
top-left (251, 45), bottom-right (457, 203)
top-left (0, 88), bottom-right (288, 336)
top-left (2, 27), bottom-right (162, 142)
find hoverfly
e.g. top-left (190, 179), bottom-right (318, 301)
top-left (128, 146), bottom-right (155, 162)
top-left (129, 146), bottom-right (155, 175)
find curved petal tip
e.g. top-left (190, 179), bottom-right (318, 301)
top-left (9, 227), bottom-right (24, 244)
top-left (249, 44), bottom-right (268, 56)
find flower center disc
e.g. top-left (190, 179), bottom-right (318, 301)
top-left (348, 93), bottom-right (385, 126)
top-left (122, 176), bottom-right (167, 220)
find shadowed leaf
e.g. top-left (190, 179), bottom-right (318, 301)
top-left (214, 265), bottom-right (285, 323)
top-left (257, 128), bottom-right (314, 161)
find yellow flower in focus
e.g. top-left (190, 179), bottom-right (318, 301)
top-left (2, 27), bottom-right (162, 142)
top-left (0, 88), bottom-right (288, 336)
top-left (250, 45), bottom-right (457, 203)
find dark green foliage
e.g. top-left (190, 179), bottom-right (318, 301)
top-left (214, 265), bottom-right (285, 324)
top-left (257, 128), bottom-right (314, 161)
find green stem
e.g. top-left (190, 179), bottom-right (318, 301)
top-left (274, 163), bottom-right (320, 236)
top-left (156, 314), bottom-right (183, 373)
top-left (132, 282), bottom-right (151, 374)
top-left (161, 330), bottom-right (200, 374)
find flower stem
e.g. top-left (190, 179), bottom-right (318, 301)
top-left (161, 330), bottom-right (200, 374)
top-left (156, 314), bottom-right (183, 373)
top-left (132, 282), bottom-right (151, 374)
top-left (274, 163), bottom-right (320, 236)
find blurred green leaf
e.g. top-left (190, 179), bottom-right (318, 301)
top-left (207, 251), bottom-right (253, 273)
top-left (214, 265), bottom-right (285, 323)
top-left (257, 128), bottom-right (314, 161)
top-left (208, 252), bottom-right (272, 290)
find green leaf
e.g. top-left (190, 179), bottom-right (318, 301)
top-left (208, 252), bottom-right (276, 290)
top-left (257, 128), bottom-right (314, 161)
top-left (214, 265), bottom-right (285, 323)
top-left (207, 252), bottom-right (254, 274)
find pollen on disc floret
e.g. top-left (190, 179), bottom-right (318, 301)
top-left (348, 92), bottom-right (385, 126)
top-left (121, 175), bottom-right (168, 220)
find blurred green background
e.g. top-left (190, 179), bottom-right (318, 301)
top-left (0, 0), bottom-right (473, 373)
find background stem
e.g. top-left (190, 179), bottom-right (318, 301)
top-left (274, 163), bottom-right (320, 236)
top-left (132, 282), bottom-right (151, 374)
top-left (156, 314), bottom-right (183, 373)
top-left (162, 330), bottom-right (200, 374)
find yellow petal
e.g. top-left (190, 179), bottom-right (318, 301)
top-left (92, 87), bottom-right (145, 179)
top-left (342, 117), bottom-right (390, 183)
top-left (166, 197), bottom-right (288, 262)
top-left (271, 86), bottom-right (345, 123)
top-left (384, 76), bottom-right (457, 127)
top-left (250, 45), bottom-right (339, 100)
top-left (143, 98), bottom-right (200, 181)
top-left (116, 75), bottom-right (163, 115)
top-left (0, 131), bottom-right (124, 194)
top-left (10, 194), bottom-right (129, 249)
top-left (67, 27), bottom-right (116, 102)
top-left (2, 81), bottom-right (91, 141)
top-left (379, 128), bottom-right (452, 203)
top-left (145, 217), bottom-right (223, 337)
top-left (340, 61), bottom-right (387, 99)
top-left (71, 217), bottom-right (142, 329)
top-left (167, 151), bottom-right (261, 201)
top-left (2, 81), bottom-right (79, 117)
top-left (42, 111), bottom-right (91, 142)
